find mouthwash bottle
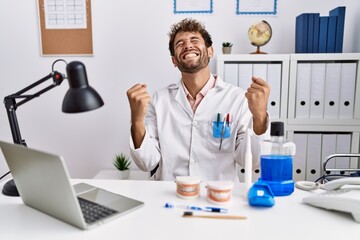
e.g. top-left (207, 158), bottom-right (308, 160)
top-left (259, 122), bottom-right (296, 196)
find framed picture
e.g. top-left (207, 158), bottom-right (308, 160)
top-left (174, 0), bottom-right (213, 14)
top-left (38, 0), bottom-right (93, 55)
top-left (236, 0), bottom-right (277, 15)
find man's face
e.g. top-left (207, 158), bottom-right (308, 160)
top-left (172, 31), bottom-right (213, 74)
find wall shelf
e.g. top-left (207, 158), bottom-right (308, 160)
top-left (216, 53), bottom-right (360, 182)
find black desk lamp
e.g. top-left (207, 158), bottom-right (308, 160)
top-left (2, 59), bottom-right (104, 197)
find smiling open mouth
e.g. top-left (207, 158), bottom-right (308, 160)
top-left (182, 52), bottom-right (199, 60)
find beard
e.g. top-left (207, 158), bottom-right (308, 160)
top-left (174, 47), bottom-right (210, 74)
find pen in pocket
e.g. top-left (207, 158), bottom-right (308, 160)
top-left (219, 117), bottom-right (226, 150)
top-left (226, 113), bottom-right (230, 126)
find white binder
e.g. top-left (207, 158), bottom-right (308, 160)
top-left (266, 63), bottom-right (282, 119)
top-left (309, 63), bottom-right (326, 118)
top-left (339, 63), bottom-right (356, 118)
top-left (236, 167), bottom-right (260, 183)
top-left (237, 63), bottom-right (253, 91)
top-left (306, 134), bottom-right (322, 182)
top-left (224, 63), bottom-right (239, 86)
top-left (236, 165), bottom-right (245, 183)
top-left (293, 133), bottom-right (307, 181)
top-left (252, 63), bottom-right (267, 80)
top-left (252, 169), bottom-right (260, 183)
top-left (324, 63), bottom-right (342, 118)
top-left (321, 133), bottom-right (337, 175)
top-left (295, 63), bottom-right (311, 118)
top-left (335, 133), bottom-right (351, 173)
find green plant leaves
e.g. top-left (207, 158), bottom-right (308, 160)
top-left (113, 153), bottom-right (131, 171)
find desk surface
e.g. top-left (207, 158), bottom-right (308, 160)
top-left (93, 169), bottom-right (150, 180)
top-left (1, 179), bottom-right (358, 239)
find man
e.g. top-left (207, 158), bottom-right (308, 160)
top-left (127, 18), bottom-right (270, 181)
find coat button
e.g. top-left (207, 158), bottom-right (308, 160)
top-left (192, 121), bottom-right (197, 126)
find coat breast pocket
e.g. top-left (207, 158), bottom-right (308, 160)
top-left (204, 121), bottom-right (237, 153)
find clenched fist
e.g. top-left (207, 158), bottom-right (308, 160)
top-left (127, 84), bottom-right (151, 148)
top-left (127, 84), bottom-right (151, 124)
top-left (245, 77), bottom-right (270, 135)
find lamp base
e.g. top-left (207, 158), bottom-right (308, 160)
top-left (2, 179), bottom-right (19, 197)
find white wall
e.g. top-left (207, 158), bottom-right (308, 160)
top-left (0, 0), bottom-right (359, 179)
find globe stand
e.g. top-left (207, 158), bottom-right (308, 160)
top-left (251, 46), bottom-right (267, 54)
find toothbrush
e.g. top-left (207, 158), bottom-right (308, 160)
top-left (164, 203), bottom-right (228, 213)
top-left (244, 129), bottom-right (252, 198)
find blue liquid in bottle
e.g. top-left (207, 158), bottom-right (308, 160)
top-left (260, 155), bottom-right (294, 196)
top-left (259, 122), bottom-right (296, 196)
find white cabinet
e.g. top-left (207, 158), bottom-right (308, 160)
top-left (288, 53), bottom-right (360, 181)
top-left (216, 53), bottom-right (360, 181)
top-left (216, 54), bottom-right (290, 121)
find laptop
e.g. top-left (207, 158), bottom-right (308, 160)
top-left (0, 140), bottom-right (144, 230)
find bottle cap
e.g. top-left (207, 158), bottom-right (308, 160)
top-left (270, 122), bottom-right (284, 136)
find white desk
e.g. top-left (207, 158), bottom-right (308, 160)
top-left (1, 179), bottom-right (358, 240)
top-left (93, 169), bottom-right (150, 180)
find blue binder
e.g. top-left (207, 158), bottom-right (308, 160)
top-left (329, 6), bottom-right (346, 53)
top-left (295, 13), bottom-right (309, 53)
top-left (307, 13), bottom-right (315, 53)
top-left (312, 13), bottom-right (320, 53)
top-left (327, 16), bottom-right (338, 53)
top-left (319, 17), bottom-right (328, 53)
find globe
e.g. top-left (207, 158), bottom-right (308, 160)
top-left (248, 20), bottom-right (272, 54)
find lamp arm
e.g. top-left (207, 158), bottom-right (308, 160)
top-left (4, 100), bottom-right (23, 145)
top-left (3, 71), bottom-right (65, 146)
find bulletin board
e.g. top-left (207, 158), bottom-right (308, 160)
top-left (38, 0), bottom-right (93, 55)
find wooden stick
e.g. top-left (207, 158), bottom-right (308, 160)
top-left (183, 212), bottom-right (247, 220)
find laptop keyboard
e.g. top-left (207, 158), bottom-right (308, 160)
top-left (78, 197), bottom-right (118, 224)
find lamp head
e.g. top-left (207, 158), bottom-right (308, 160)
top-left (62, 61), bottom-right (104, 113)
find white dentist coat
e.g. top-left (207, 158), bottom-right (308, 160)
top-left (130, 76), bottom-right (270, 181)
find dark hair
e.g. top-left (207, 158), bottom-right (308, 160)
top-left (168, 18), bottom-right (213, 56)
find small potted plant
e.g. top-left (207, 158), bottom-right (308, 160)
top-left (222, 42), bottom-right (233, 54)
top-left (113, 153), bottom-right (131, 179)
